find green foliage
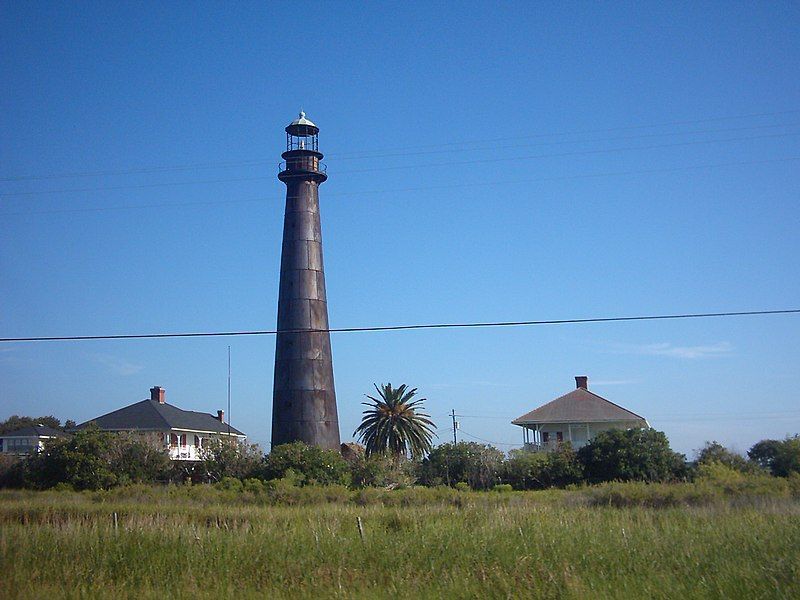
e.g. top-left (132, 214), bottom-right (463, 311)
top-left (503, 443), bottom-right (583, 489)
top-left (695, 441), bottom-right (758, 474)
top-left (577, 428), bottom-right (686, 483)
top-left (492, 483), bottom-right (513, 493)
top-left (199, 439), bottom-right (262, 483)
top-left (348, 452), bottom-right (414, 488)
top-left (748, 439), bottom-right (781, 471)
top-left (418, 442), bottom-right (504, 490)
top-left (0, 455), bottom-right (26, 488)
top-left (215, 476), bottom-right (244, 492)
top-left (28, 427), bottom-right (118, 490)
top-left (258, 442), bottom-right (351, 486)
top-left (454, 481), bottom-right (470, 492)
top-left (0, 415), bottom-right (65, 434)
top-left (242, 478), bottom-right (266, 494)
top-left (108, 434), bottom-right (171, 484)
top-left (748, 436), bottom-right (800, 477)
top-left (771, 436), bottom-right (800, 477)
top-left (353, 383), bottom-right (436, 459)
top-left (1, 428), bottom-right (173, 490)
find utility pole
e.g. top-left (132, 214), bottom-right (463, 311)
top-left (451, 409), bottom-right (458, 444)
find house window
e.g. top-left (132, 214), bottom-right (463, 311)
top-left (170, 433), bottom-right (179, 447)
top-left (195, 435), bottom-right (202, 448)
top-left (180, 434), bottom-right (187, 447)
top-left (542, 432), bottom-right (549, 444)
top-left (556, 432), bottom-right (564, 443)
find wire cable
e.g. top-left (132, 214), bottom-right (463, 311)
top-left (2, 308), bottom-right (798, 343)
top-left (3, 131), bottom-right (798, 197)
top-left (4, 155), bottom-right (798, 217)
top-left (3, 109), bottom-right (799, 182)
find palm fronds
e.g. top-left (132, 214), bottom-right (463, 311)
top-left (353, 383), bottom-right (437, 459)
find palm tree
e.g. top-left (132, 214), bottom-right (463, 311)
top-left (353, 383), bottom-right (436, 460)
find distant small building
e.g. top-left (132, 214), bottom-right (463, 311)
top-left (0, 424), bottom-right (69, 455)
top-left (512, 376), bottom-right (648, 451)
top-left (75, 386), bottom-right (246, 461)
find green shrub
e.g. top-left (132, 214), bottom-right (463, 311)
top-left (492, 484), bottom-right (513, 493)
top-left (215, 476), bottom-right (244, 493)
top-left (242, 478), bottom-right (266, 494)
top-left (258, 443), bottom-right (351, 487)
top-left (454, 482), bottom-right (470, 492)
top-left (200, 439), bottom-right (263, 483)
top-left (348, 453), bottom-right (414, 488)
top-left (577, 429), bottom-right (686, 484)
top-left (418, 442), bottom-right (504, 490)
top-left (695, 441), bottom-right (759, 474)
top-left (772, 436), bottom-right (800, 477)
top-left (502, 445), bottom-right (583, 490)
top-left (695, 461), bottom-right (790, 498)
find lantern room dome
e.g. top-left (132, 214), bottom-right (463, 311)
top-left (290, 110), bottom-right (316, 128)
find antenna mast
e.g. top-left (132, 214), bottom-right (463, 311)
top-left (227, 346), bottom-right (231, 438)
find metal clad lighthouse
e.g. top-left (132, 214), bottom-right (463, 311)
top-left (271, 112), bottom-right (340, 449)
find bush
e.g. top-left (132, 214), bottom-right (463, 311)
top-left (577, 428), bottom-right (686, 484)
top-left (0, 455), bottom-right (27, 488)
top-left (746, 436), bottom-right (800, 477)
top-left (348, 453), bottom-right (414, 488)
top-left (695, 441), bottom-right (759, 474)
top-left (215, 476), bottom-right (244, 493)
top-left (199, 439), bottom-right (263, 483)
top-left (748, 439), bottom-right (782, 471)
top-left (769, 436), bottom-right (800, 477)
top-left (417, 442), bottom-right (504, 490)
top-left (502, 444), bottom-right (583, 490)
top-left (257, 442), bottom-right (351, 486)
top-left (109, 434), bottom-right (172, 484)
top-left (26, 427), bottom-right (119, 490)
top-left (492, 484), bottom-right (513, 493)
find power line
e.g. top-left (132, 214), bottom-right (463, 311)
top-left (458, 429), bottom-right (521, 447)
top-left (3, 109), bottom-right (799, 182)
top-left (3, 131), bottom-right (798, 197)
top-left (2, 119), bottom-right (797, 182)
top-left (1, 308), bottom-right (798, 343)
top-left (333, 131), bottom-right (800, 175)
top-left (3, 155), bottom-right (799, 217)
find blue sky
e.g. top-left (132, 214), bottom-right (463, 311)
top-left (1, 2), bottom-right (798, 456)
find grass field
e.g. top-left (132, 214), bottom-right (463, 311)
top-left (1, 484), bottom-right (799, 599)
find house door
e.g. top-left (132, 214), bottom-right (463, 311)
top-left (542, 432), bottom-right (549, 445)
top-left (556, 432), bottom-right (563, 443)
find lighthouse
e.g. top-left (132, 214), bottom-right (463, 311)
top-left (271, 112), bottom-right (340, 450)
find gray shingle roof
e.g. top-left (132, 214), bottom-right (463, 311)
top-left (512, 388), bottom-right (647, 426)
top-left (76, 399), bottom-right (245, 436)
top-left (0, 425), bottom-right (69, 438)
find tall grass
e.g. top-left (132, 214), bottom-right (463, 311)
top-left (1, 485), bottom-right (798, 598)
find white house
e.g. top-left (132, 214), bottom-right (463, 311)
top-left (512, 376), bottom-right (649, 451)
top-left (75, 386), bottom-right (246, 461)
top-left (0, 424), bottom-right (69, 455)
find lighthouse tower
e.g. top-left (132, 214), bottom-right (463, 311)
top-left (271, 112), bottom-right (340, 450)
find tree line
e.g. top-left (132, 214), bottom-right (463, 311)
top-left (1, 424), bottom-right (797, 492)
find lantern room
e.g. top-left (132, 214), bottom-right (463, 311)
top-left (279, 110), bottom-right (326, 183)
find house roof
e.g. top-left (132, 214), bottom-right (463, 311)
top-left (1, 424), bottom-right (69, 438)
top-left (76, 399), bottom-right (245, 436)
top-left (512, 387), bottom-right (647, 426)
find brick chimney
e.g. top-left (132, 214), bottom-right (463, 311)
top-left (217, 409), bottom-right (225, 423)
top-left (150, 386), bottom-right (165, 404)
top-left (575, 376), bottom-right (588, 390)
